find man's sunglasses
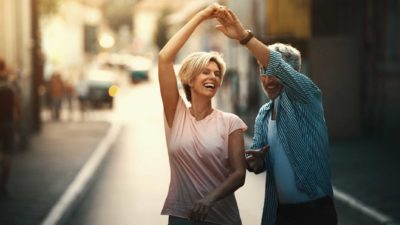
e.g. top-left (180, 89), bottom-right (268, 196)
top-left (259, 65), bottom-right (268, 76)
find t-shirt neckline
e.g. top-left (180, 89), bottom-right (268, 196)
top-left (188, 107), bottom-right (216, 122)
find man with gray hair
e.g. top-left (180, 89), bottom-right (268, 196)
top-left (215, 7), bottom-right (337, 225)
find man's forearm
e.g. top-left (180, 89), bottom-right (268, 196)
top-left (244, 36), bottom-right (270, 68)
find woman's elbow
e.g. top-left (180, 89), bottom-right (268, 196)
top-left (236, 171), bottom-right (246, 187)
top-left (158, 50), bottom-right (172, 63)
top-left (158, 51), bottom-right (167, 62)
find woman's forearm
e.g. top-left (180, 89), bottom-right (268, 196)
top-left (159, 14), bottom-right (204, 63)
top-left (206, 170), bottom-right (245, 203)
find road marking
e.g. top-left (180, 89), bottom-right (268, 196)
top-left (333, 186), bottom-right (399, 224)
top-left (41, 123), bottom-right (122, 225)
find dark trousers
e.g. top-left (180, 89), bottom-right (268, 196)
top-left (275, 196), bottom-right (337, 225)
top-left (168, 216), bottom-right (219, 225)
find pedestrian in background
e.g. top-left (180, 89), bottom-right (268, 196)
top-left (0, 57), bottom-right (20, 197)
top-left (49, 72), bottom-right (64, 121)
top-left (64, 81), bottom-right (75, 120)
top-left (158, 4), bottom-right (247, 225)
top-left (76, 77), bottom-right (89, 120)
top-left (215, 8), bottom-right (337, 225)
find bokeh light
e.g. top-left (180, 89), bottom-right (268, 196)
top-left (108, 85), bottom-right (119, 97)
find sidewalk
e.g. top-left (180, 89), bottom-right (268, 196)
top-left (0, 120), bottom-right (111, 225)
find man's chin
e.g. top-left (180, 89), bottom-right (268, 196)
top-left (264, 92), bottom-right (275, 100)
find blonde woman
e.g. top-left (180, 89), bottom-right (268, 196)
top-left (158, 4), bottom-right (247, 225)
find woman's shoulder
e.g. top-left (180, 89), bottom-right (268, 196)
top-left (214, 109), bottom-right (242, 122)
top-left (214, 109), bottom-right (247, 132)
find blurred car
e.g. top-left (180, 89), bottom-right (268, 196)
top-left (126, 55), bottom-right (152, 83)
top-left (85, 68), bottom-right (118, 108)
top-left (109, 54), bottom-right (151, 83)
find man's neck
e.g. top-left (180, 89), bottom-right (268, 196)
top-left (271, 101), bottom-right (276, 120)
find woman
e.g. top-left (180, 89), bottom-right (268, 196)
top-left (158, 4), bottom-right (247, 225)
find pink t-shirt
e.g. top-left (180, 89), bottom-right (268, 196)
top-left (161, 97), bottom-right (247, 225)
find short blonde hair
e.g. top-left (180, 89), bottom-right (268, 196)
top-left (179, 52), bottom-right (226, 102)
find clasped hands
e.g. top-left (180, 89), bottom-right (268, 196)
top-left (197, 3), bottom-right (249, 41)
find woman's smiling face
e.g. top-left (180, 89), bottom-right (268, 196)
top-left (190, 61), bottom-right (222, 98)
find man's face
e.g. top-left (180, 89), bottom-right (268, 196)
top-left (259, 65), bottom-right (283, 100)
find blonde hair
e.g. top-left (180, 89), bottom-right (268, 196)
top-left (179, 52), bottom-right (226, 102)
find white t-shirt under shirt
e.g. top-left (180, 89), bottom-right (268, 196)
top-left (161, 97), bottom-right (247, 225)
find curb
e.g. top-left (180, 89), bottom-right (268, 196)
top-left (333, 187), bottom-right (399, 225)
top-left (40, 123), bottom-right (122, 225)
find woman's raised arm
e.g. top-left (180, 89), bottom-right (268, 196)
top-left (158, 4), bottom-right (221, 127)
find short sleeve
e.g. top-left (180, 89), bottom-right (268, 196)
top-left (164, 96), bottom-right (187, 137)
top-left (228, 114), bottom-right (247, 135)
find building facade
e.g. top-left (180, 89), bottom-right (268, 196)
top-left (0, 0), bottom-right (42, 146)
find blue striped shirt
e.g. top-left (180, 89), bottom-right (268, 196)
top-left (250, 50), bottom-right (334, 225)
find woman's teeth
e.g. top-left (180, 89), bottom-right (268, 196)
top-left (204, 83), bottom-right (215, 89)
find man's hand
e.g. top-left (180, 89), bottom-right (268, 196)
top-left (245, 145), bottom-right (269, 174)
top-left (215, 8), bottom-right (248, 41)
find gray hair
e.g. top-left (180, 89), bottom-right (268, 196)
top-left (267, 43), bottom-right (301, 72)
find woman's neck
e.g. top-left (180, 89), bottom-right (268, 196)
top-left (190, 98), bottom-right (213, 121)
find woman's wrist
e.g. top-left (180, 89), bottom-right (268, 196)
top-left (194, 12), bottom-right (208, 22)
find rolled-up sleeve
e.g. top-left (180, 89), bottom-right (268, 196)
top-left (265, 50), bottom-right (321, 103)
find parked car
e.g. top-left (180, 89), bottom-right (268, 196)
top-left (110, 54), bottom-right (151, 83)
top-left (127, 55), bottom-right (152, 83)
top-left (85, 68), bottom-right (118, 108)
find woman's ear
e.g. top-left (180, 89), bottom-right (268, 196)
top-left (188, 79), bottom-right (194, 87)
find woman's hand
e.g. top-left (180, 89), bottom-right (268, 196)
top-left (196, 3), bottom-right (223, 21)
top-left (189, 195), bottom-right (215, 222)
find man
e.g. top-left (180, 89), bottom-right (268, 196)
top-left (0, 58), bottom-right (19, 196)
top-left (215, 8), bottom-right (337, 225)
